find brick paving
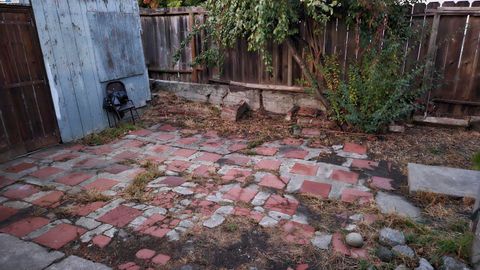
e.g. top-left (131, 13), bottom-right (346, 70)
top-left (0, 123), bottom-right (403, 269)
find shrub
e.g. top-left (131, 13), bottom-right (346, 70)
top-left (323, 40), bottom-right (426, 133)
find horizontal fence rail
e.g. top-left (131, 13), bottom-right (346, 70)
top-left (140, 2), bottom-right (480, 117)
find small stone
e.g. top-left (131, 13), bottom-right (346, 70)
top-left (173, 187), bottom-right (194, 195)
top-left (311, 233), bottom-right (332, 250)
top-left (345, 232), bottom-right (363, 248)
top-left (203, 214), bottom-right (225, 228)
top-left (395, 265), bottom-right (409, 270)
top-left (214, 206), bottom-right (234, 216)
top-left (415, 258), bottom-right (434, 270)
top-left (379, 228), bottom-right (405, 247)
top-left (349, 214), bottom-right (364, 222)
top-left (376, 246), bottom-right (394, 262)
top-left (75, 217), bottom-right (101, 230)
top-left (440, 256), bottom-right (471, 270)
top-left (268, 211), bottom-right (291, 221)
top-left (178, 220), bottom-right (194, 228)
top-left (259, 216), bottom-right (278, 227)
top-left (389, 125), bottom-right (405, 133)
top-left (392, 245), bottom-right (415, 259)
top-left (345, 224), bottom-right (357, 231)
top-left (166, 229), bottom-right (180, 241)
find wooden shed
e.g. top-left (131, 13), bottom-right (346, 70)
top-left (0, 0), bottom-right (150, 161)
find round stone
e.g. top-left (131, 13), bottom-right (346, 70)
top-left (345, 232), bottom-right (364, 248)
top-left (376, 246), bottom-right (394, 262)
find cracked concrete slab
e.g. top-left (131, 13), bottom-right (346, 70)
top-left (45, 255), bottom-right (111, 270)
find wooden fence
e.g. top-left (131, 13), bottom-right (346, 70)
top-left (140, 2), bottom-right (480, 117)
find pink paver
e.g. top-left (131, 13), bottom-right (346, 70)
top-left (192, 165), bottom-right (216, 178)
top-left (55, 172), bottom-right (93, 186)
top-left (228, 143), bottom-right (247, 152)
top-left (195, 152), bottom-right (222, 162)
top-left (283, 149), bottom-right (309, 159)
top-left (114, 151), bottom-right (139, 161)
top-left (122, 140), bottom-right (146, 148)
top-left (177, 137), bottom-right (197, 145)
top-left (223, 187), bottom-right (258, 203)
top-left (282, 221), bottom-right (315, 245)
top-left (301, 128), bottom-right (320, 137)
top-left (72, 201), bottom-right (107, 216)
top-left (351, 159), bottom-right (379, 170)
top-left (103, 164), bottom-right (131, 174)
top-left (330, 169), bottom-right (359, 184)
top-left (33, 223), bottom-right (86, 249)
top-left (32, 191), bottom-right (64, 207)
top-left (167, 160), bottom-right (192, 172)
top-left (3, 184), bottom-right (39, 199)
top-left (259, 174), bottom-right (287, 190)
top-left (155, 133), bottom-right (176, 140)
top-left (264, 195), bottom-right (298, 215)
top-left (299, 181), bottom-right (331, 199)
top-left (145, 227), bottom-right (170, 238)
top-left (30, 167), bottom-right (64, 179)
top-left (5, 162), bottom-right (36, 173)
top-left (51, 153), bottom-right (79, 162)
top-left (161, 176), bottom-right (186, 187)
top-left (0, 205), bottom-right (18, 222)
top-left (74, 158), bottom-right (104, 169)
top-left (159, 124), bottom-right (177, 132)
top-left (88, 145), bottom-right (113, 155)
top-left (98, 205), bottom-right (142, 227)
top-left (136, 248), bottom-right (156, 260)
top-left (0, 176), bottom-right (15, 189)
top-left (290, 163), bottom-right (319, 176)
top-left (129, 129), bottom-right (153, 137)
top-left (343, 143), bottom-right (367, 155)
top-left (83, 178), bottom-right (119, 191)
top-left (282, 138), bottom-right (304, 146)
top-left (152, 145), bottom-right (171, 153)
top-left (173, 148), bottom-right (197, 158)
top-left (254, 147), bottom-right (278, 156)
top-left (255, 159), bottom-right (282, 171)
top-left (370, 176), bottom-right (394, 190)
top-left (223, 155), bottom-right (251, 166)
top-left (0, 216), bottom-right (49, 237)
top-left (341, 189), bottom-right (374, 204)
top-left (118, 262), bottom-right (139, 270)
top-left (221, 168), bottom-right (252, 182)
top-left (152, 254), bottom-right (171, 265)
top-left (92, 235), bottom-right (111, 248)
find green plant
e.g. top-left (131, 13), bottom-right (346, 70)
top-left (138, 0), bottom-right (205, 8)
top-left (323, 40), bottom-right (425, 133)
top-left (82, 123), bottom-right (138, 146)
top-left (473, 152), bottom-right (480, 170)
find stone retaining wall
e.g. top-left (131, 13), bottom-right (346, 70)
top-left (151, 80), bottom-right (325, 114)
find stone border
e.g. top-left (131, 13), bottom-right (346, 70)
top-left (150, 80), bottom-right (325, 114)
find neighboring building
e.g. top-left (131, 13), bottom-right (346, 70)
top-left (0, 0), bottom-right (150, 161)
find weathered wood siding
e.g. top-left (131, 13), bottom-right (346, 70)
top-left (30, 0), bottom-right (150, 142)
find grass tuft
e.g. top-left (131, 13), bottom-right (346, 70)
top-left (82, 123), bottom-right (139, 146)
top-left (123, 161), bottom-right (163, 202)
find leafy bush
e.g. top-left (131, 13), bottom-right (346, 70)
top-left (323, 40), bottom-right (425, 133)
top-left (473, 152), bottom-right (480, 170)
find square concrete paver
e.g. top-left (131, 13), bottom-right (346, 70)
top-left (0, 206), bottom-right (18, 222)
top-left (300, 181), bottom-right (331, 199)
top-left (290, 163), bottom-right (319, 176)
top-left (3, 184), bottom-right (39, 200)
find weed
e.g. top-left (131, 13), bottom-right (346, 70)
top-left (473, 152), bottom-right (480, 170)
top-left (224, 222), bottom-right (238, 232)
top-left (123, 161), bottom-right (163, 202)
top-left (247, 138), bottom-right (266, 149)
top-left (70, 190), bottom-right (111, 204)
top-left (82, 123), bottom-right (139, 146)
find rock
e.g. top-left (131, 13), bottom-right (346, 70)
top-left (221, 101), bottom-right (249, 122)
top-left (46, 255), bottom-right (111, 270)
top-left (166, 230), bottom-right (180, 241)
top-left (311, 233), bottom-right (332, 250)
top-left (379, 228), bottom-right (406, 247)
top-left (392, 245), bottom-right (415, 259)
top-left (395, 265), bottom-right (409, 270)
top-left (415, 258), bottom-right (434, 270)
top-left (268, 211), bottom-right (291, 221)
top-left (389, 125), bottom-right (405, 133)
top-left (345, 224), bottom-right (357, 231)
top-left (376, 192), bottom-right (422, 220)
top-left (259, 216), bottom-right (278, 227)
top-left (440, 256), bottom-right (471, 270)
top-left (376, 246), bottom-right (394, 262)
top-left (345, 232), bottom-right (364, 248)
top-left (203, 214), bottom-right (225, 228)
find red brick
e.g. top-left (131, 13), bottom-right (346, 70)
top-left (83, 178), bottom-right (119, 192)
top-left (192, 165), bottom-right (216, 178)
top-left (32, 191), bottom-right (64, 207)
top-left (330, 170), bottom-right (359, 184)
top-left (201, 140), bottom-right (222, 148)
top-left (254, 147), bottom-right (278, 156)
top-left (145, 156), bottom-right (166, 164)
top-left (136, 214), bottom-right (166, 232)
top-left (135, 248), bottom-right (156, 259)
top-left (72, 201), bottom-right (107, 216)
top-left (223, 155), bottom-right (251, 166)
top-left (343, 143), bottom-right (367, 155)
top-left (5, 162), bottom-right (36, 173)
top-left (0, 176), bottom-right (15, 189)
top-left (152, 253), bottom-right (170, 265)
top-left (173, 148), bottom-right (197, 158)
top-left (221, 168), bottom-right (252, 183)
top-left (122, 140), bottom-right (146, 148)
top-left (159, 124), bottom-right (177, 132)
top-left (114, 151), bottom-right (139, 161)
top-left (177, 137), bottom-right (198, 145)
top-left (351, 159), bottom-right (379, 170)
top-left (300, 181), bottom-right (331, 199)
top-left (228, 143), bottom-right (247, 152)
top-left (296, 264), bottom-right (309, 270)
top-left (74, 158), bottom-right (104, 169)
top-left (259, 174), bottom-right (287, 190)
top-left (282, 138), bottom-right (304, 146)
top-left (223, 187), bottom-right (257, 203)
top-left (33, 223), bottom-right (86, 249)
top-left (88, 145), bottom-right (113, 155)
top-left (370, 176), bottom-right (394, 190)
top-left (255, 159), bottom-right (282, 171)
top-left (3, 184), bottom-right (39, 199)
top-left (92, 235), bottom-right (111, 248)
top-left (51, 153), bottom-right (79, 162)
top-left (0, 206), bottom-right (18, 222)
top-left (341, 189), bottom-right (373, 204)
top-left (55, 172), bottom-right (93, 186)
top-left (98, 205), bottom-right (142, 227)
top-left (152, 145), bottom-right (171, 153)
top-left (161, 176), bottom-right (186, 187)
top-left (145, 227), bottom-right (170, 238)
top-left (129, 129), bottom-right (153, 137)
top-left (332, 232), bottom-right (350, 256)
top-left (301, 128), bottom-right (320, 137)
top-left (264, 195), bottom-right (298, 215)
top-left (104, 164), bottom-right (131, 175)
top-left (195, 152), bottom-right (222, 162)
top-left (283, 149), bottom-right (309, 159)
top-left (0, 216), bottom-right (49, 237)
top-left (167, 160), bottom-right (192, 172)
top-left (30, 167), bottom-right (64, 179)
top-left (118, 262), bottom-right (139, 270)
top-left (298, 107), bottom-right (319, 117)
top-left (282, 221), bottom-right (315, 245)
top-left (290, 163), bottom-right (318, 176)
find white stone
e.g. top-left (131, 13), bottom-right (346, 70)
top-left (173, 186), bottom-right (194, 195)
top-left (311, 233), bottom-right (332, 250)
top-left (178, 220), bottom-right (194, 228)
top-left (80, 224), bottom-right (113, 243)
top-left (166, 230), bottom-right (180, 241)
top-left (253, 206), bottom-right (265, 213)
top-left (345, 224), bottom-right (358, 231)
top-left (143, 207), bottom-right (167, 217)
top-left (292, 213), bottom-right (309, 224)
top-left (3, 200), bottom-right (31, 209)
top-left (268, 211), bottom-right (291, 221)
top-left (251, 192), bottom-right (270, 206)
top-left (345, 232), bottom-right (364, 248)
top-left (103, 227), bottom-right (117, 238)
top-left (259, 216), bottom-right (278, 227)
top-left (214, 206), bottom-right (234, 216)
top-left (203, 214), bottom-right (225, 228)
top-left (75, 217), bottom-right (101, 230)
top-left (128, 216), bottom-right (148, 230)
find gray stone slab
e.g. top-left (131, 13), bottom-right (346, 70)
top-left (0, 233), bottom-right (64, 270)
top-left (408, 163), bottom-right (480, 198)
top-left (46, 255), bottom-right (111, 270)
top-left (376, 192), bottom-right (422, 220)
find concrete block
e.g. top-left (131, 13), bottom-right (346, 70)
top-left (262, 91), bottom-right (295, 114)
top-left (408, 163), bottom-right (480, 198)
top-left (223, 89), bottom-right (261, 110)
